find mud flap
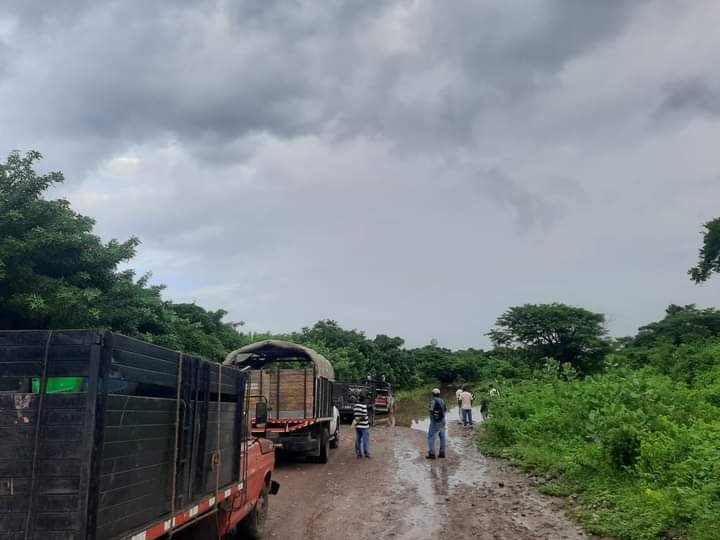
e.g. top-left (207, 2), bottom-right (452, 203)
top-left (270, 481), bottom-right (280, 495)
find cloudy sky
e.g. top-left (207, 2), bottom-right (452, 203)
top-left (2, 1), bottom-right (719, 348)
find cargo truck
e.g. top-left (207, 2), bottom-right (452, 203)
top-left (0, 330), bottom-right (278, 540)
top-left (331, 382), bottom-right (375, 424)
top-left (224, 341), bottom-right (340, 463)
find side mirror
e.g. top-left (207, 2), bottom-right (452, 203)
top-left (255, 401), bottom-right (268, 428)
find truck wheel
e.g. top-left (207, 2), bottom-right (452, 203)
top-left (318, 428), bottom-right (330, 463)
top-left (236, 485), bottom-right (269, 540)
top-left (330, 424), bottom-right (339, 449)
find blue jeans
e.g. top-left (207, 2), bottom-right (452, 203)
top-left (355, 428), bottom-right (370, 457)
top-left (428, 425), bottom-right (446, 455)
top-left (462, 409), bottom-right (473, 426)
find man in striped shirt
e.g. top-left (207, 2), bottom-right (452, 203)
top-left (354, 391), bottom-right (371, 458)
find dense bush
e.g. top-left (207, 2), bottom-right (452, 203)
top-left (480, 348), bottom-right (720, 539)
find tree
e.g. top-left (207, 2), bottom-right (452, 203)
top-left (633, 304), bottom-right (720, 347)
top-left (0, 150), bottom-right (245, 362)
top-left (689, 217), bottom-right (720, 283)
top-left (0, 150), bottom-right (139, 329)
top-left (488, 303), bottom-right (610, 375)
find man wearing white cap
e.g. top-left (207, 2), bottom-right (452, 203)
top-left (427, 388), bottom-right (447, 459)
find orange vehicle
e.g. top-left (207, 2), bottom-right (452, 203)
top-left (0, 330), bottom-right (278, 540)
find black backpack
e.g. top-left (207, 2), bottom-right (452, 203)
top-left (431, 398), bottom-right (445, 422)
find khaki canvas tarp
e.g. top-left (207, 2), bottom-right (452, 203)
top-left (224, 340), bottom-right (335, 381)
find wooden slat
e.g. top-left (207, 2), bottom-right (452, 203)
top-left (99, 463), bottom-right (171, 492)
top-left (110, 334), bottom-right (178, 363)
top-left (105, 395), bottom-right (175, 413)
top-left (37, 460), bottom-right (81, 477)
top-left (100, 448), bottom-right (172, 476)
top-left (97, 477), bottom-right (166, 509)
top-left (111, 349), bottom-right (177, 377)
top-left (110, 364), bottom-right (176, 388)
top-left (103, 424), bottom-right (174, 444)
top-left (46, 394), bottom-right (87, 410)
top-left (101, 437), bottom-right (173, 460)
top-left (105, 410), bottom-right (174, 427)
top-left (0, 363), bottom-right (42, 377)
top-left (46, 362), bottom-right (89, 377)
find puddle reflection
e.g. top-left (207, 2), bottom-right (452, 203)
top-left (394, 389), bottom-right (486, 432)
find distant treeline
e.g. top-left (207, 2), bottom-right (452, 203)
top-left (3, 150), bottom-right (720, 391)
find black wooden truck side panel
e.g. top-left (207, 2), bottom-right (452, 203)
top-left (0, 330), bottom-right (246, 540)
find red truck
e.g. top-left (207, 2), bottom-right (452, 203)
top-left (0, 330), bottom-right (278, 540)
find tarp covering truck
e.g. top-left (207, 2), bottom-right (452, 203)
top-left (224, 340), bottom-right (340, 462)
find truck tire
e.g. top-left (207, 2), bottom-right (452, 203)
top-left (236, 485), bottom-right (269, 540)
top-left (330, 424), bottom-right (339, 449)
top-left (318, 427), bottom-right (330, 463)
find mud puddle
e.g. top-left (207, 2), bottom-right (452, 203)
top-left (266, 390), bottom-right (603, 539)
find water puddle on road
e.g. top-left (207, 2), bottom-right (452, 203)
top-left (394, 390), bottom-right (492, 489)
top-left (377, 391), bottom-right (592, 540)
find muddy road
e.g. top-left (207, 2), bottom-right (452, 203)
top-left (265, 397), bottom-right (600, 540)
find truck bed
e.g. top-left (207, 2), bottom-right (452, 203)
top-left (0, 330), bottom-right (247, 540)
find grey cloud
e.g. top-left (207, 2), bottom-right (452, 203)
top-left (479, 169), bottom-right (558, 231)
top-left (3, 1), bottom-right (720, 347)
top-left (0, 0), bottom-right (648, 163)
top-left (658, 79), bottom-right (720, 117)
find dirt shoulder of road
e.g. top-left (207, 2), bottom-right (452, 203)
top-left (266, 419), bottom-right (606, 540)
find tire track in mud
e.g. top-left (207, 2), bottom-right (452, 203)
top-left (266, 417), bottom-right (605, 539)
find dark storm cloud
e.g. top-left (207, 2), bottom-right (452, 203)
top-left (1, 0), bottom-right (647, 158)
top-left (2, 0), bottom-right (719, 346)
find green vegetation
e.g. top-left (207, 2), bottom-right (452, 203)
top-left (481, 308), bottom-right (720, 539)
top-left (689, 217), bottom-right (720, 284)
top-left (0, 151), bottom-right (247, 360)
top-left (3, 151), bottom-right (720, 537)
top-left (488, 303), bottom-right (611, 375)
top-left (266, 319), bottom-right (522, 389)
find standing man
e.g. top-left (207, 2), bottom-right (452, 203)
top-left (455, 386), bottom-right (463, 423)
top-left (427, 388), bottom-right (446, 459)
top-left (354, 390), bottom-right (371, 459)
top-left (480, 389), bottom-right (489, 421)
top-left (460, 385), bottom-right (474, 427)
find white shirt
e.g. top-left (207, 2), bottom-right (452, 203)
top-left (456, 389), bottom-right (463, 401)
top-left (460, 391), bottom-right (473, 410)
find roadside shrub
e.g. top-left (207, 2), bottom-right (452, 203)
top-left (479, 344), bottom-right (720, 539)
top-left (601, 426), bottom-right (641, 470)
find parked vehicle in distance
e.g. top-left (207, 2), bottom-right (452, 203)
top-left (225, 340), bottom-right (340, 462)
top-left (372, 377), bottom-right (394, 415)
top-left (0, 330), bottom-right (278, 540)
top-left (332, 382), bottom-right (375, 424)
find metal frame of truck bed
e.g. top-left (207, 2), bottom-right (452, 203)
top-left (0, 329), bottom-right (255, 540)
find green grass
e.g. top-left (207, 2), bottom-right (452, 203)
top-left (479, 361), bottom-right (720, 540)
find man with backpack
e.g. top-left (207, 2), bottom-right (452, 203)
top-left (427, 388), bottom-right (447, 459)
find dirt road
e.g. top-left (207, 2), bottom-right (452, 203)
top-left (265, 406), bottom-right (599, 540)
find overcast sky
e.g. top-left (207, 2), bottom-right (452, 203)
top-left (2, 1), bottom-right (719, 348)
